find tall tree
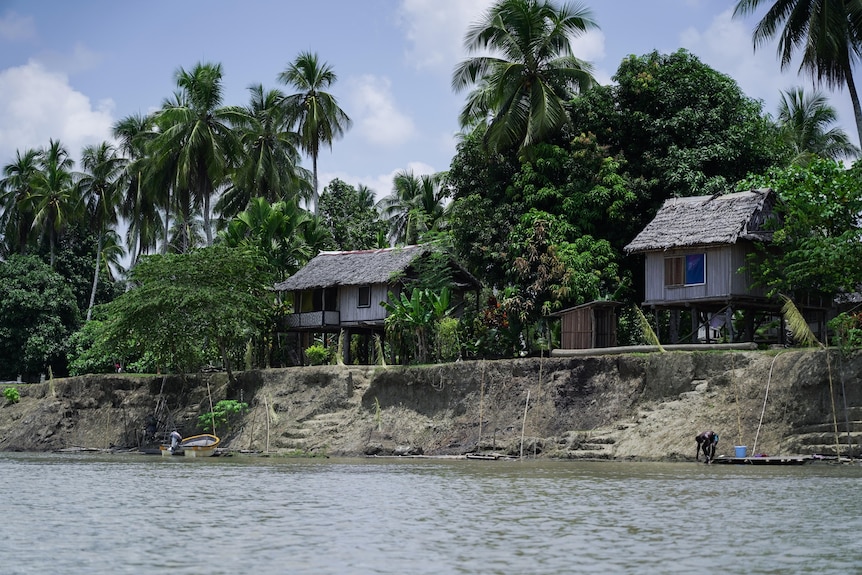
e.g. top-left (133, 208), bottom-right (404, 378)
top-left (100, 245), bottom-right (273, 381)
top-left (777, 86), bottom-right (859, 163)
top-left (217, 84), bottom-right (311, 220)
top-left (0, 254), bottom-right (80, 380)
top-left (151, 62), bottom-right (247, 248)
top-left (219, 197), bottom-right (321, 281)
top-left (279, 52), bottom-right (352, 215)
top-left (30, 139), bottom-right (80, 267)
top-left (734, 0), bottom-right (862, 144)
top-left (378, 171), bottom-right (450, 245)
top-left (318, 178), bottom-right (388, 250)
top-left (452, 0), bottom-right (598, 153)
top-left (113, 113), bottom-right (163, 266)
top-left (78, 141), bottom-right (127, 320)
top-left (0, 148), bottom-right (40, 256)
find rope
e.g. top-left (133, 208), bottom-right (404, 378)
top-left (752, 351), bottom-right (786, 455)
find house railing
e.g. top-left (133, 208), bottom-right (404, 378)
top-left (284, 310), bottom-right (341, 329)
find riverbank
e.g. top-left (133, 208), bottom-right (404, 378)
top-left (1, 349), bottom-right (860, 460)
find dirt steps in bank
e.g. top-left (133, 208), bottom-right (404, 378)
top-left (783, 406), bottom-right (862, 457)
top-left (553, 426), bottom-right (627, 460)
top-left (274, 412), bottom-right (353, 452)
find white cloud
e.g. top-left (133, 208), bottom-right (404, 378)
top-left (346, 74), bottom-right (416, 147)
top-left (682, 9), bottom-right (796, 113)
top-left (0, 11), bottom-right (36, 42)
top-left (0, 61), bottom-right (115, 164)
top-left (397, 0), bottom-right (494, 71)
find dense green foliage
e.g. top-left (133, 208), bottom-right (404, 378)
top-left (97, 245), bottom-right (274, 380)
top-left (318, 179), bottom-right (387, 250)
top-left (0, 255), bottom-right (80, 380)
top-left (571, 50), bottom-right (782, 211)
top-left (738, 158), bottom-right (862, 300)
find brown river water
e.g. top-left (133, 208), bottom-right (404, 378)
top-left (1, 453), bottom-right (860, 574)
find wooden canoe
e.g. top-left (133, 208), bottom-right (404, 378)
top-left (159, 434), bottom-right (220, 457)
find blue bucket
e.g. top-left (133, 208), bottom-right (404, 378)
top-left (734, 445), bottom-right (748, 458)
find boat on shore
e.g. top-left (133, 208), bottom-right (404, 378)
top-left (159, 434), bottom-right (220, 458)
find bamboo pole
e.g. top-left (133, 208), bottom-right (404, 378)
top-left (732, 352), bottom-right (743, 446)
top-left (264, 395), bottom-right (271, 453)
top-left (520, 389), bottom-right (530, 460)
top-left (206, 380), bottom-right (216, 437)
top-left (478, 361), bottom-right (485, 451)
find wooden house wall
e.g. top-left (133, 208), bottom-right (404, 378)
top-left (643, 244), bottom-right (766, 305)
top-left (559, 306), bottom-right (618, 349)
top-left (338, 283), bottom-right (391, 324)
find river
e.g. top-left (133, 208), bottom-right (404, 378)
top-left (1, 453), bottom-right (860, 574)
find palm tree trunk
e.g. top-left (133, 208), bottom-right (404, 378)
top-left (844, 63), bottom-right (862, 146)
top-left (162, 187), bottom-right (171, 254)
top-left (312, 152), bottom-right (319, 215)
top-left (86, 232), bottom-right (103, 321)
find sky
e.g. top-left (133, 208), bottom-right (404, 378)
top-left (0, 0), bottom-right (858, 204)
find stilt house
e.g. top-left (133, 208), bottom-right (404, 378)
top-left (274, 245), bottom-right (480, 364)
top-left (624, 188), bottom-right (790, 343)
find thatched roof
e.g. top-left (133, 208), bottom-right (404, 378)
top-left (273, 245), bottom-right (479, 291)
top-left (624, 189), bottom-right (775, 253)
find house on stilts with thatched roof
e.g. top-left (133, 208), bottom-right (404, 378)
top-left (624, 188), bottom-right (828, 344)
top-left (273, 245), bottom-right (481, 365)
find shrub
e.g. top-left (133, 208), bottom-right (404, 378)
top-left (3, 387), bottom-right (20, 405)
top-left (435, 317), bottom-right (461, 362)
top-left (198, 399), bottom-right (249, 434)
top-left (829, 312), bottom-right (862, 355)
top-left (305, 343), bottom-right (331, 366)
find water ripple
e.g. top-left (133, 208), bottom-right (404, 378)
top-left (1, 455), bottom-right (860, 574)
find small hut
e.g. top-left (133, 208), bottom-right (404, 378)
top-left (552, 301), bottom-right (622, 350)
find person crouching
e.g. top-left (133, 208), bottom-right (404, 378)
top-left (696, 430), bottom-right (718, 463)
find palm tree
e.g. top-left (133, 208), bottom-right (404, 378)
top-left (452, 0), bottom-right (599, 153)
top-left (220, 197), bottom-right (320, 280)
top-left (152, 62), bottom-right (247, 247)
top-left (30, 139), bottom-right (80, 267)
top-left (279, 51), bottom-right (352, 215)
top-left (777, 87), bottom-right (860, 163)
top-left (733, 0), bottom-right (862, 145)
top-left (79, 141), bottom-right (127, 320)
top-left (0, 148), bottom-right (41, 256)
top-left (378, 171), bottom-right (450, 245)
top-left (114, 113), bottom-right (163, 265)
top-left (217, 84), bottom-right (311, 220)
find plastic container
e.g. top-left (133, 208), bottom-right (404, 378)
top-left (734, 445), bottom-right (748, 458)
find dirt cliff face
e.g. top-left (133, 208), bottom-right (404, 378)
top-left (0, 350), bottom-right (859, 460)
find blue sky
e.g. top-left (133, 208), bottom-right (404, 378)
top-left (0, 1), bottom-right (857, 202)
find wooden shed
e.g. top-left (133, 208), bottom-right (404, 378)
top-left (552, 301), bottom-right (621, 350)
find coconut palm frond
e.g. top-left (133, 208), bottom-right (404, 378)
top-left (780, 294), bottom-right (820, 347)
top-left (336, 329), bottom-right (345, 366)
top-left (374, 334), bottom-right (387, 367)
top-left (634, 306), bottom-right (665, 352)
